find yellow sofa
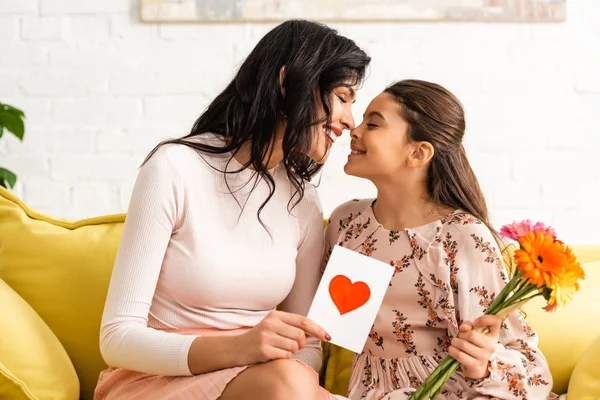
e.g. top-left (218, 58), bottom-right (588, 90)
top-left (0, 186), bottom-right (599, 400)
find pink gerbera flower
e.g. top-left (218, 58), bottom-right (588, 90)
top-left (500, 220), bottom-right (535, 241)
top-left (532, 221), bottom-right (557, 239)
top-left (500, 220), bottom-right (557, 241)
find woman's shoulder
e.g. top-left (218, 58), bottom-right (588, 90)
top-left (144, 135), bottom-right (230, 176)
top-left (145, 140), bottom-right (198, 164)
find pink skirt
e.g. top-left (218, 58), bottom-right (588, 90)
top-left (94, 328), bottom-right (346, 400)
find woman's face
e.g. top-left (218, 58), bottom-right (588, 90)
top-left (344, 92), bottom-right (414, 181)
top-left (307, 84), bottom-right (358, 164)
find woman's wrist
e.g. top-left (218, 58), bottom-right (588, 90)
top-left (228, 333), bottom-right (253, 366)
top-left (187, 334), bottom-right (249, 375)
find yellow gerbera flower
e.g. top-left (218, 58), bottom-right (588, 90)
top-left (543, 247), bottom-right (585, 311)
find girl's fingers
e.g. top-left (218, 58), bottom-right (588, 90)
top-left (451, 337), bottom-right (484, 360)
top-left (448, 344), bottom-right (480, 371)
top-left (458, 329), bottom-right (494, 350)
top-left (474, 315), bottom-right (503, 338)
top-left (459, 321), bottom-right (474, 333)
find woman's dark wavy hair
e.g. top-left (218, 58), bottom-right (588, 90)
top-left (145, 20), bottom-right (370, 222)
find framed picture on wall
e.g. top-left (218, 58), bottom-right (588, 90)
top-left (140, 0), bottom-right (566, 23)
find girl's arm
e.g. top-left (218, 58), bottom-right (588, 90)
top-left (452, 221), bottom-right (553, 399)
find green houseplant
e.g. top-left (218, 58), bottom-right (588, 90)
top-left (0, 102), bottom-right (26, 189)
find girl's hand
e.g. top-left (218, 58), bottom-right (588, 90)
top-left (234, 310), bottom-right (331, 366)
top-left (448, 315), bottom-right (502, 380)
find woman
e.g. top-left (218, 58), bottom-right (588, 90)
top-left (95, 20), bottom-right (370, 400)
top-left (324, 80), bottom-right (555, 399)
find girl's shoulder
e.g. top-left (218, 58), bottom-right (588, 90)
top-left (439, 212), bottom-right (504, 263)
top-left (441, 211), bottom-right (484, 230)
top-left (327, 198), bottom-right (373, 229)
top-left (440, 211), bottom-right (494, 240)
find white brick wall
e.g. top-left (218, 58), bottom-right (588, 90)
top-left (1, 0), bottom-right (599, 244)
top-left (0, 0), bottom-right (38, 15)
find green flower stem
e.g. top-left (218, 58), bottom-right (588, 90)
top-left (487, 271), bottom-right (524, 314)
top-left (428, 361), bottom-right (459, 399)
top-left (504, 284), bottom-right (538, 307)
top-left (504, 290), bottom-right (543, 309)
top-left (512, 279), bottom-right (531, 297)
top-left (411, 359), bottom-right (453, 399)
top-left (518, 292), bottom-right (544, 302)
top-left (411, 357), bottom-right (460, 399)
top-left (488, 279), bottom-right (537, 316)
top-left (484, 285), bottom-right (537, 319)
top-left (504, 271), bottom-right (525, 294)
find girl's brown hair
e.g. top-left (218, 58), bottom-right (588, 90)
top-left (384, 80), bottom-right (499, 240)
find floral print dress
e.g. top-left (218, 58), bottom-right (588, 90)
top-left (324, 199), bottom-right (555, 400)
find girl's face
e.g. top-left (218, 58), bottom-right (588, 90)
top-left (307, 85), bottom-right (358, 164)
top-left (344, 92), bottom-right (415, 181)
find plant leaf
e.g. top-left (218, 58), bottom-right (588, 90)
top-left (0, 167), bottom-right (17, 189)
top-left (0, 110), bottom-right (25, 140)
top-left (0, 123), bottom-right (3, 139)
top-left (0, 103), bottom-right (26, 118)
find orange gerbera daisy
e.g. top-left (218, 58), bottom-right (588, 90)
top-left (543, 247), bottom-right (585, 311)
top-left (515, 232), bottom-right (567, 288)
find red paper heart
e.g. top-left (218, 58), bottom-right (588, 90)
top-left (328, 274), bottom-right (371, 315)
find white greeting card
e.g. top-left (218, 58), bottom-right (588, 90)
top-left (307, 245), bottom-right (394, 353)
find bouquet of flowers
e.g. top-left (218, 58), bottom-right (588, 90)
top-left (410, 220), bottom-right (585, 400)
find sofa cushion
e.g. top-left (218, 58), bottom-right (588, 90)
top-left (321, 341), bottom-right (353, 396)
top-left (0, 186), bottom-right (124, 400)
top-left (567, 333), bottom-right (600, 398)
top-left (522, 259), bottom-right (600, 394)
top-left (0, 278), bottom-right (79, 399)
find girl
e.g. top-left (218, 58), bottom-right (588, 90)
top-left (324, 80), bottom-right (555, 399)
top-left (95, 20), bottom-right (370, 400)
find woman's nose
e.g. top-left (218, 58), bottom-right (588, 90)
top-left (340, 109), bottom-right (355, 131)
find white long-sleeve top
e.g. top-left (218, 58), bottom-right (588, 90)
top-left (99, 135), bottom-right (324, 376)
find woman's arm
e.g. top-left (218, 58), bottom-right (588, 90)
top-left (100, 146), bottom-right (203, 376)
top-left (279, 186), bottom-right (326, 371)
